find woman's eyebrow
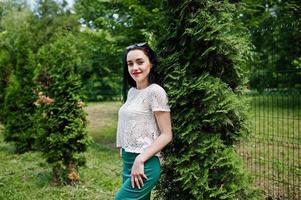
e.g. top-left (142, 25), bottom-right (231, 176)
top-left (127, 58), bottom-right (144, 62)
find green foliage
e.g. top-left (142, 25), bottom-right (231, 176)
top-left (154, 1), bottom-right (262, 199)
top-left (33, 0), bottom-right (80, 49)
top-left (3, 71), bottom-right (37, 153)
top-left (155, 75), bottom-right (259, 199)
top-left (0, 36), bottom-right (12, 123)
top-left (34, 34), bottom-right (93, 184)
top-left (169, 75), bottom-right (250, 145)
top-left (0, 0), bottom-right (80, 152)
top-left (159, 135), bottom-right (258, 200)
top-left (1, 8), bottom-right (38, 153)
top-left (242, 0), bottom-right (301, 90)
top-left (75, 0), bottom-right (162, 43)
top-left (75, 0), bottom-right (163, 101)
top-left (75, 30), bottom-right (123, 101)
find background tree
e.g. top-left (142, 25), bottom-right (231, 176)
top-left (75, 0), bottom-right (162, 101)
top-left (33, 0), bottom-right (79, 46)
top-left (0, 0), bottom-right (27, 123)
top-left (34, 34), bottom-right (92, 185)
top-left (74, 29), bottom-right (123, 101)
top-left (154, 1), bottom-right (262, 199)
top-left (0, 0), bottom-right (80, 152)
top-left (1, 8), bottom-right (38, 153)
top-left (241, 0), bottom-right (301, 90)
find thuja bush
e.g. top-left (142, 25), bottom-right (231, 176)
top-left (34, 34), bottom-right (92, 185)
top-left (0, 42), bottom-right (12, 124)
top-left (155, 75), bottom-right (258, 199)
top-left (154, 1), bottom-right (262, 200)
top-left (1, 10), bottom-right (38, 153)
top-left (3, 68), bottom-right (37, 153)
top-left (2, 51), bottom-right (38, 153)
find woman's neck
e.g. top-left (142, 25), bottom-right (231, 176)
top-left (136, 80), bottom-right (150, 90)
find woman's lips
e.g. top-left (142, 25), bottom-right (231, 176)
top-left (132, 72), bottom-right (142, 76)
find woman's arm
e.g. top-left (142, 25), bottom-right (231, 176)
top-left (138, 111), bottom-right (172, 162)
top-left (117, 147), bottom-right (122, 158)
top-left (130, 111), bottom-right (173, 189)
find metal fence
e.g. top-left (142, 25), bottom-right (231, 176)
top-left (237, 19), bottom-right (301, 199)
top-left (238, 86), bottom-right (300, 200)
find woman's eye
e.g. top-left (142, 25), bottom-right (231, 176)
top-left (138, 61), bottom-right (144, 65)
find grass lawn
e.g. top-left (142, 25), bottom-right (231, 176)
top-left (1, 96), bottom-right (300, 199)
top-left (0, 101), bottom-right (122, 200)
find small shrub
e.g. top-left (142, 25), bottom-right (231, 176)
top-left (34, 34), bottom-right (93, 185)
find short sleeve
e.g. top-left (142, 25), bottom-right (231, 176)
top-left (149, 85), bottom-right (171, 112)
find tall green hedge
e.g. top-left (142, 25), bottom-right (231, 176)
top-left (34, 34), bottom-right (92, 185)
top-left (154, 1), bottom-right (262, 199)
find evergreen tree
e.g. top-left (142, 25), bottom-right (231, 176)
top-left (0, 0), bottom-right (79, 152)
top-left (1, 9), bottom-right (38, 153)
top-left (0, 33), bottom-right (12, 123)
top-left (154, 1), bottom-right (262, 199)
top-left (34, 34), bottom-right (92, 185)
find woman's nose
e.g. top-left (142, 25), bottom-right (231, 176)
top-left (133, 63), bottom-right (139, 70)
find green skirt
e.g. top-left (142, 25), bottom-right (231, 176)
top-left (114, 148), bottom-right (161, 200)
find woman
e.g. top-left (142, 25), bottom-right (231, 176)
top-left (115, 42), bottom-right (173, 200)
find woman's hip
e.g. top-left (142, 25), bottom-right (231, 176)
top-left (121, 149), bottom-right (160, 183)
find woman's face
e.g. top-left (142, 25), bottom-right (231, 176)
top-left (126, 49), bottom-right (152, 85)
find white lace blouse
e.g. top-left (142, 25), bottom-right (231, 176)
top-left (116, 83), bottom-right (170, 156)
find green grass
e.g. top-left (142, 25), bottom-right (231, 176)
top-left (85, 101), bottom-right (121, 148)
top-left (0, 101), bottom-right (122, 200)
top-left (1, 96), bottom-right (300, 199)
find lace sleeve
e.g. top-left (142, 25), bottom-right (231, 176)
top-left (149, 85), bottom-right (171, 112)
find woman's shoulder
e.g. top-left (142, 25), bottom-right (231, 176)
top-left (148, 83), bottom-right (168, 97)
top-left (149, 83), bottom-right (167, 92)
top-left (126, 87), bottom-right (135, 99)
top-left (148, 83), bottom-right (170, 110)
top-left (128, 87), bottom-right (134, 92)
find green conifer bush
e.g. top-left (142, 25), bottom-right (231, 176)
top-left (34, 34), bottom-right (92, 185)
top-left (1, 9), bottom-right (38, 153)
top-left (0, 42), bottom-right (12, 124)
top-left (3, 69), bottom-right (37, 153)
top-left (154, 1), bottom-right (262, 199)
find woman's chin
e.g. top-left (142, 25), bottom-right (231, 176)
top-left (132, 77), bottom-right (143, 82)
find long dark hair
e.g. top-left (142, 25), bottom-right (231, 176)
top-left (122, 43), bottom-right (158, 102)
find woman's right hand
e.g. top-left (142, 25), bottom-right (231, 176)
top-left (131, 155), bottom-right (148, 189)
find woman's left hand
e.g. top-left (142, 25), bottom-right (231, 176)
top-left (131, 155), bottom-right (148, 189)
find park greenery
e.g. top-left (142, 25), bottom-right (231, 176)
top-left (34, 34), bottom-right (93, 185)
top-left (0, 0), bottom-right (300, 199)
top-left (154, 1), bottom-right (259, 199)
